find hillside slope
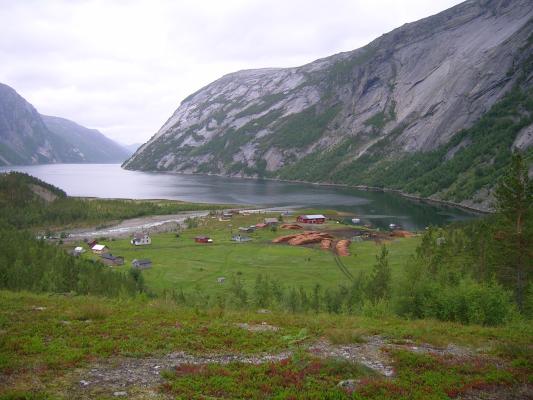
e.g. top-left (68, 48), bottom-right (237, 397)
top-left (42, 115), bottom-right (130, 163)
top-left (0, 83), bottom-right (85, 165)
top-left (0, 82), bottom-right (130, 165)
top-left (123, 0), bottom-right (533, 209)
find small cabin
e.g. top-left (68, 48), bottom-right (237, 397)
top-left (132, 258), bottom-right (152, 269)
top-left (100, 253), bottom-right (124, 266)
top-left (297, 214), bottom-right (326, 224)
top-left (232, 234), bottom-right (252, 242)
top-left (74, 246), bottom-right (85, 253)
top-left (131, 232), bottom-right (151, 246)
top-left (217, 277), bottom-right (226, 284)
top-left (195, 236), bottom-right (213, 244)
top-left (91, 244), bottom-right (108, 254)
top-left (264, 218), bottom-right (279, 226)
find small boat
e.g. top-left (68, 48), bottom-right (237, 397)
top-left (389, 223), bottom-right (397, 229)
top-left (352, 218), bottom-right (361, 224)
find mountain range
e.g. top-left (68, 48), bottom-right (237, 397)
top-left (0, 83), bottom-right (131, 165)
top-left (123, 0), bottom-right (533, 210)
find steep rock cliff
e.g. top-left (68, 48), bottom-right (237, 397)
top-left (124, 0), bottom-right (533, 206)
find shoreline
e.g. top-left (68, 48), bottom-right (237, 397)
top-left (129, 168), bottom-right (491, 215)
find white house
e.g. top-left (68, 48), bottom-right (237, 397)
top-left (91, 244), bottom-right (108, 254)
top-left (131, 232), bottom-right (151, 246)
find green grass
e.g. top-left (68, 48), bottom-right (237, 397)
top-left (79, 214), bottom-right (419, 295)
top-left (1, 290), bottom-right (531, 398)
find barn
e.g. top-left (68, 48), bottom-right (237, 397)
top-left (296, 214), bottom-right (326, 224)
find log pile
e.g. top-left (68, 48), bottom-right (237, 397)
top-left (272, 231), bottom-right (333, 246)
top-left (288, 232), bottom-right (333, 245)
top-left (272, 233), bottom-right (305, 243)
top-left (281, 224), bottom-right (303, 230)
top-left (335, 239), bottom-right (351, 256)
top-left (320, 239), bottom-right (332, 249)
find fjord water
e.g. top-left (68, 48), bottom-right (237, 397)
top-left (0, 164), bottom-right (478, 230)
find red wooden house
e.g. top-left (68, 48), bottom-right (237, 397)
top-left (296, 214), bottom-right (326, 224)
top-left (195, 236), bottom-right (213, 243)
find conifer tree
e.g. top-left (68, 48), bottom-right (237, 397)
top-left (493, 152), bottom-right (532, 312)
top-left (367, 245), bottom-right (391, 303)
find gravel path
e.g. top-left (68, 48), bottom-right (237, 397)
top-left (65, 211), bottom-right (210, 239)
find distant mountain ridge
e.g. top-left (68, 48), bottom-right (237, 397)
top-left (123, 0), bottom-right (533, 210)
top-left (0, 83), bottom-right (129, 165)
top-left (42, 115), bottom-right (130, 163)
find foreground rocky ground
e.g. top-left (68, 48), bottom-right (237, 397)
top-left (1, 292), bottom-right (531, 399)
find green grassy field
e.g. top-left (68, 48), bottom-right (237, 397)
top-left (79, 213), bottom-right (419, 295)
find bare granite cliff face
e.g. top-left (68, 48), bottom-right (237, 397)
top-left (124, 0), bottom-right (533, 205)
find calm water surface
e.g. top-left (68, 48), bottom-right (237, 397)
top-left (0, 164), bottom-right (480, 230)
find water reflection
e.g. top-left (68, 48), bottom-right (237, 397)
top-left (0, 164), bottom-right (480, 230)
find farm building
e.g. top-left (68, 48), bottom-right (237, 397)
top-left (131, 232), bottom-right (151, 246)
top-left (232, 234), bottom-right (252, 242)
top-left (255, 223), bottom-right (267, 229)
top-left (238, 226), bottom-right (256, 233)
top-left (297, 214), bottom-right (326, 224)
top-left (264, 217), bottom-right (279, 226)
top-left (132, 259), bottom-right (152, 269)
top-left (195, 236), bottom-right (213, 243)
top-left (68, 246), bottom-right (85, 257)
top-left (100, 253), bottom-right (124, 266)
top-left (91, 244), bottom-right (108, 254)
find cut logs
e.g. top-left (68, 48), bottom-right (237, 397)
top-left (335, 240), bottom-right (351, 256)
top-left (272, 231), bottom-right (333, 246)
top-left (320, 239), bottom-right (332, 249)
top-left (280, 224), bottom-right (304, 230)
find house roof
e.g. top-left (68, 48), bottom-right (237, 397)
top-left (301, 214), bottom-right (326, 219)
top-left (92, 244), bottom-right (107, 251)
top-left (74, 246), bottom-right (84, 252)
top-left (264, 218), bottom-right (279, 223)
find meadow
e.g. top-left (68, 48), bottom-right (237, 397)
top-left (78, 212), bottom-right (419, 295)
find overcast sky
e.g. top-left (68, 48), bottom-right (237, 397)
top-left (0, 0), bottom-right (463, 145)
